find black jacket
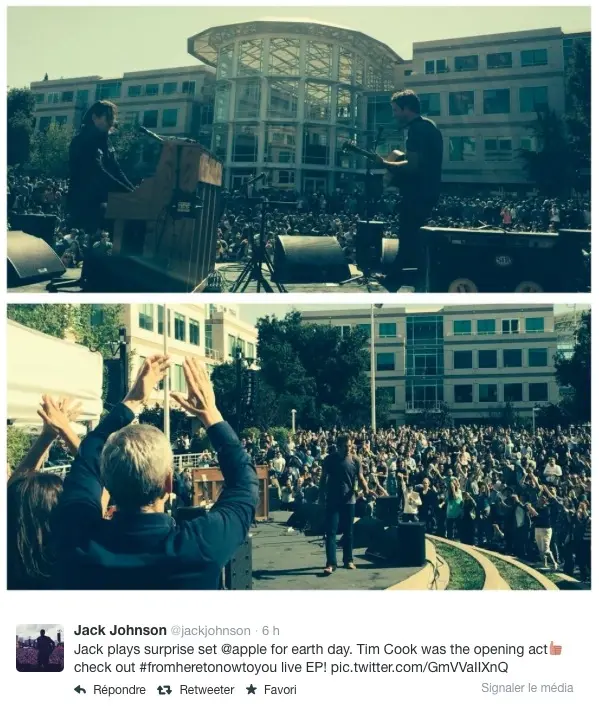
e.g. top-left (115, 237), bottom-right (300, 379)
top-left (67, 125), bottom-right (134, 220)
top-left (53, 404), bottom-right (259, 589)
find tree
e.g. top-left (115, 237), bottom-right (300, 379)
top-left (554, 311), bottom-right (590, 421)
top-left (520, 110), bottom-right (574, 196)
top-left (7, 88), bottom-right (36, 167)
top-left (7, 304), bottom-right (72, 338)
top-left (110, 125), bottom-right (153, 181)
top-left (564, 40), bottom-right (591, 181)
top-left (27, 122), bottom-right (73, 178)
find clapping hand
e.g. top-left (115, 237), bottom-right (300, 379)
top-left (123, 355), bottom-right (171, 408)
top-left (171, 357), bottom-right (223, 428)
top-left (38, 395), bottom-right (83, 436)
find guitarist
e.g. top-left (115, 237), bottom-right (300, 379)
top-left (374, 90), bottom-right (443, 288)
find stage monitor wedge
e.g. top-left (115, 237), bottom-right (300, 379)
top-left (274, 235), bottom-right (351, 284)
top-left (7, 231), bottom-right (66, 287)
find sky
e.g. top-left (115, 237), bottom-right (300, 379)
top-left (16, 624), bottom-right (62, 640)
top-left (6, 5), bottom-right (591, 88)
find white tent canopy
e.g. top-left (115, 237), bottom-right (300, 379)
top-left (7, 320), bottom-right (104, 431)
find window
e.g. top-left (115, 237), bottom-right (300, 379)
top-left (477, 319), bottom-right (496, 335)
top-left (228, 335), bottom-right (237, 357)
top-left (483, 88), bottom-right (510, 114)
top-left (235, 79), bottom-right (261, 119)
top-left (238, 339), bottom-right (246, 356)
top-left (174, 313), bottom-right (186, 341)
top-left (55, 116), bottom-right (68, 126)
top-left (520, 137), bottom-right (537, 152)
top-left (205, 323), bottom-right (213, 352)
top-left (454, 385), bottom-right (473, 403)
top-left (449, 91), bottom-right (475, 116)
top-left (528, 348), bottom-right (548, 367)
top-left (487, 52), bottom-right (512, 69)
top-left (269, 37), bottom-right (300, 75)
top-left (277, 170), bottom-right (295, 185)
top-left (449, 137), bottom-right (476, 161)
top-left (163, 82), bottom-right (178, 94)
top-left (436, 59), bottom-right (447, 73)
top-left (376, 353), bottom-right (395, 371)
top-left (478, 350), bottom-right (498, 368)
top-left (232, 125), bottom-right (259, 162)
top-left (306, 42), bottom-right (333, 78)
top-left (521, 49), bottom-right (548, 67)
top-left (503, 349), bottom-right (522, 368)
top-left (420, 93), bottom-right (441, 117)
top-left (479, 384), bottom-right (498, 402)
top-left (34, 93), bottom-right (45, 104)
top-left (356, 323), bottom-right (371, 338)
top-left (305, 82), bottom-right (331, 121)
top-left (47, 92), bottom-right (60, 104)
top-left (145, 83), bottom-right (159, 96)
top-left (238, 38), bottom-right (263, 75)
top-left (502, 319), bottom-right (519, 334)
top-left (189, 319), bottom-right (200, 346)
top-left (484, 138), bottom-right (512, 161)
top-left (454, 350), bottom-right (473, 369)
top-left (303, 126), bottom-right (329, 165)
top-left (379, 323), bottom-right (397, 338)
top-left (453, 320), bottom-right (472, 335)
top-left (404, 69), bottom-right (412, 76)
top-left (143, 110), bottom-right (158, 128)
top-left (268, 79), bottom-right (298, 119)
top-left (139, 304), bottom-right (154, 331)
top-left (76, 89), bottom-right (88, 104)
top-left (529, 383), bottom-right (548, 401)
top-left (425, 60), bottom-right (435, 75)
top-left (128, 85), bottom-right (142, 97)
top-left (162, 108), bottom-right (178, 128)
top-left (61, 91), bottom-right (74, 102)
top-left (525, 317), bottom-right (545, 333)
top-left (95, 81), bottom-right (121, 100)
top-left (519, 86), bottom-right (549, 113)
top-left (338, 325), bottom-right (352, 338)
top-left (217, 44), bottom-right (234, 79)
top-left (338, 47), bottom-right (353, 83)
top-left (38, 117), bottom-right (52, 132)
top-left (246, 343), bottom-right (255, 359)
top-left (122, 111), bottom-right (139, 127)
top-left (214, 84), bottom-right (231, 122)
top-left (182, 80), bottom-right (196, 95)
top-left (336, 87), bottom-right (354, 122)
top-left (504, 383), bottom-right (523, 402)
top-left (376, 386), bottom-right (396, 403)
top-left (172, 364), bottom-right (185, 393)
top-left (157, 305), bottom-right (165, 335)
top-left (455, 55), bottom-right (479, 71)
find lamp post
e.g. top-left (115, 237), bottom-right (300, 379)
top-left (163, 305), bottom-right (170, 444)
top-left (291, 408), bottom-right (297, 434)
top-left (532, 406), bottom-right (539, 433)
top-left (370, 304), bottom-right (384, 434)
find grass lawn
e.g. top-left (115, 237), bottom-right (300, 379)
top-left (434, 541), bottom-right (485, 590)
top-left (484, 553), bottom-right (544, 590)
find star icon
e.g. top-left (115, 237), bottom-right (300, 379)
top-left (246, 684), bottom-right (257, 695)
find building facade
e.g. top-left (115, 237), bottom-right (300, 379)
top-left (122, 303), bottom-right (257, 406)
top-left (187, 19), bottom-right (402, 193)
top-left (31, 65), bottom-right (216, 145)
top-left (300, 304), bottom-right (560, 424)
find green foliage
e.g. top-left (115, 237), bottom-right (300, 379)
top-left (27, 122), bottom-right (73, 178)
top-left (564, 40), bottom-right (591, 176)
top-left (268, 427), bottom-right (291, 447)
top-left (138, 405), bottom-right (192, 438)
top-left (535, 403), bottom-right (569, 429)
top-left (8, 111), bottom-right (35, 167)
top-left (110, 125), bottom-right (155, 181)
top-left (7, 426), bottom-right (35, 470)
top-left (554, 311), bottom-right (590, 422)
top-left (8, 87), bottom-right (36, 118)
top-left (7, 304), bottom-right (72, 338)
top-left (210, 362), bottom-right (239, 425)
top-left (520, 110), bottom-right (574, 196)
top-left (71, 305), bottom-right (124, 359)
top-left (240, 427), bottom-right (261, 443)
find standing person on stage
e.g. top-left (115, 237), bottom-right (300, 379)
top-left (320, 435), bottom-right (369, 575)
top-left (67, 100), bottom-right (134, 233)
top-left (36, 629), bottom-right (55, 671)
top-left (375, 89), bottom-right (443, 289)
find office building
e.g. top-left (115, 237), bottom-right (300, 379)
top-left (300, 304), bottom-right (560, 424)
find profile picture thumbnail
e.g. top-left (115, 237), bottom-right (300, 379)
top-left (16, 625), bottom-right (64, 672)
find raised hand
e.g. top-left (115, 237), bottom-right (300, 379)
top-left (123, 355), bottom-right (171, 407)
top-left (171, 357), bottom-right (223, 428)
top-left (38, 395), bottom-right (83, 436)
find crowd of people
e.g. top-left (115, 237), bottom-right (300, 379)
top-left (15, 630), bottom-right (63, 672)
top-left (7, 171), bottom-right (591, 271)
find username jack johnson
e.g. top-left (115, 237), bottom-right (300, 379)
top-left (74, 625), bottom-right (167, 636)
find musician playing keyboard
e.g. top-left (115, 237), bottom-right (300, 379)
top-left (373, 90), bottom-right (443, 288)
top-left (67, 100), bottom-right (134, 233)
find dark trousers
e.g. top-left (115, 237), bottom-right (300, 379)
top-left (325, 502), bottom-right (355, 567)
top-left (393, 199), bottom-right (436, 275)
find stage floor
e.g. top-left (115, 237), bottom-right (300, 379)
top-left (251, 511), bottom-right (422, 590)
top-left (7, 263), bottom-right (391, 293)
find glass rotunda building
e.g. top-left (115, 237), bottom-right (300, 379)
top-left (188, 19), bottom-right (403, 192)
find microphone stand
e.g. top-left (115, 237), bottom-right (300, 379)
top-left (229, 174), bottom-right (287, 293)
top-left (341, 128), bottom-right (384, 291)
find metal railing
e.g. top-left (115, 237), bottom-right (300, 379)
top-left (40, 453), bottom-right (211, 476)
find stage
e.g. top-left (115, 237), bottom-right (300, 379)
top-left (7, 262), bottom-right (390, 294)
top-left (251, 511), bottom-right (423, 590)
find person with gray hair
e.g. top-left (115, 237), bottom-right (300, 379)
top-left (54, 355), bottom-right (259, 589)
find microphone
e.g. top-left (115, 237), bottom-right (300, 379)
top-left (244, 172), bottom-right (267, 186)
top-left (137, 125), bottom-right (163, 142)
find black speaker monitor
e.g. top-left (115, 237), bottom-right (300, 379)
top-left (273, 236), bottom-right (351, 283)
top-left (9, 214), bottom-right (58, 247)
top-left (7, 231), bottom-right (66, 287)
